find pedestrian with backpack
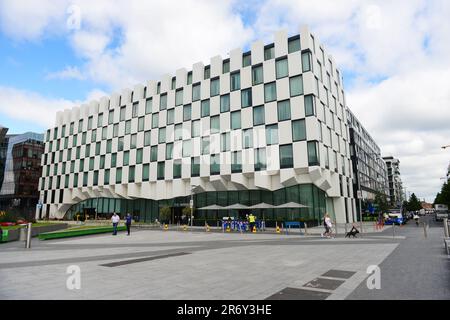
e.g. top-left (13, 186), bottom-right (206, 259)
top-left (321, 213), bottom-right (334, 238)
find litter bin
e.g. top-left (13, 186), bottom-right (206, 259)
top-left (0, 228), bottom-right (8, 242)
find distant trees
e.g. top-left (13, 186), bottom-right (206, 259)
top-left (434, 182), bottom-right (450, 206)
top-left (405, 193), bottom-right (422, 212)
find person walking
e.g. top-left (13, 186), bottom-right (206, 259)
top-left (248, 213), bottom-right (256, 232)
top-left (321, 213), bottom-right (334, 238)
top-left (125, 213), bottom-right (132, 236)
top-left (111, 212), bottom-right (120, 236)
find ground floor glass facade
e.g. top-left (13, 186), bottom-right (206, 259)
top-left (64, 184), bottom-right (328, 227)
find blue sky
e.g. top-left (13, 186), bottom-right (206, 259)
top-left (0, 0), bottom-right (449, 201)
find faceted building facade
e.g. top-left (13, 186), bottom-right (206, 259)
top-left (383, 156), bottom-right (403, 207)
top-left (37, 26), bottom-right (356, 225)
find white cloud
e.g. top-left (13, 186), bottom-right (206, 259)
top-left (46, 66), bottom-right (85, 81)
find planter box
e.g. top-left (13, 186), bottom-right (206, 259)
top-left (39, 226), bottom-right (127, 240)
top-left (0, 224), bottom-right (69, 242)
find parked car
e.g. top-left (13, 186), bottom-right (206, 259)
top-left (384, 213), bottom-right (404, 225)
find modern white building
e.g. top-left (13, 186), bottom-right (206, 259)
top-left (383, 156), bottom-right (403, 207)
top-left (37, 26), bottom-right (357, 225)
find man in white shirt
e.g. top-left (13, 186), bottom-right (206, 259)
top-left (111, 212), bottom-right (120, 236)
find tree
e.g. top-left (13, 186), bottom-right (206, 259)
top-left (159, 206), bottom-right (171, 224)
top-left (434, 182), bottom-right (450, 207)
top-left (373, 191), bottom-right (389, 213)
top-left (406, 193), bottom-right (422, 212)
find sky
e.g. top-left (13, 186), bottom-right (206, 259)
top-left (0, 0), bottom-right (449, 202)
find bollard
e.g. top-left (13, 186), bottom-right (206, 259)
top-left (443, 218), bottom-right (449, 238)
top-left (392, 223), bottom-right (395, 239)
top-left (25, 223), bottom-right (32, 249)
top-left (422, 222), bottom-right (428, 239)
top-left (304, 222), bottom-right (308, 235)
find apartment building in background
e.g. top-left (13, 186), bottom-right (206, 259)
top-left (383, 156), bottom-right (403, 207)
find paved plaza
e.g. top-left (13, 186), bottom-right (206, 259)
top-left (0, 217), bottom-right (448, 300)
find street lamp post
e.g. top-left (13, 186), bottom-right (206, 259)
top-left (190, 185), bottom-right (196, 229)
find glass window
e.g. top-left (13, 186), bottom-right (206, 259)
top-left (132, 102), bottom-right (138, 117)
top-left (192, 83), bottom-right (201, 102)
top-left (106, 139), bottom-right (112, 153)
top-left (95, 142), bottom-right (101, 155)
top-left (183, 140), bottom-right (192, 157)
top-left (264, 45), bottom-right (274, 60)
top-left (111, 153), bottom-right (117, 168)
top-left (138, 117), bottom-right (145, 131)
top-left (166, 143), bottom-right (173, 160)
top-left (192, 120), bottom-right (200, 137)
top-left (118, 137), bottom-right (124, 151)
top-left (143, 164), bottom-right (150, 181)
top-left (252, 64), bottom-right (263, 85)
top-left (302, 51), bottom-right (312, 72)
top-left (253, 105), bottom-right (265, 126)
top-left (191, 157), bottom-right (200, 177)
top-left (222, 59), bottom-right (230, 73)
top-left (167, 109), bottom-right (174, 125)
top-left (159, 94), bottom-right (167, 111)
top-left (128, 166), bottom-right (135, 183)
top-left (136, 148), bottom-right (143, 164)
top-left (290, 75), bottom-right (304, 97)
top-left (97, 114), bottom-right (103, 127)
top-left (81, 132), bottom-right (87, 144)
top-left (243, 128), bottom-right (253, 149)
top-left (70, 122), bottom-right (74, 135)
top-left (243, 53), bottom-right (251, 67)
top-left (102, 126), bottom-right (107, 139)
top-left (78, 119), bottom-right (83, 133)
top-left (158, 127), bottom-right (166, 143)
top-left (201, 99), bottom-right (210, 117)
top-left (171, 77), bottom-right (176, 90)
top-left (152, 113), bottom-right (159, 128)
top-left (230, 71), bottom-right (240, 91)
top-left (157, 162), bottom-right (165, 180)
top-left (120, 106), bottom-right (126, 121)
top-left (305, 95), bottom-right (315, 116)
top-left (145, 98), bottom-right (152, 114)
top-left (125, 120), bottom-right (131, 134)
top-left (292, 119), bottom-right (306, 141)
top-left (277, 100), bottom-right (291, 121)
top-left (241, 88), bottom-right (252, 108)
top-left (307, 141), bottom-right (320, 166)
top-left (221, 132), bottom-right (230, 152)
top-left (157, 82), bottom-right (161, 94)
top-left (113, 124), bottom-right (119, 137)
top-left (264, 82), bottom-right (277, 102)
top-left (144, 131), bottom-right (151, 147)
top-left (175, 123), bottom-right (183, 141)
top-left (276, 57), bottom-right (289, 79)
top-left (232, 151), bottom-right (242, 173)
top-left (151, 146), bottom-right (158, 162)
top-left (175, 89), bottom-right (183, 106)
top-left (288, 36), bottom-right (301, 53)
top-left (204, 66), bottom-right (210, 79)
top-left (210, 154), bottom-right (220, 175)
top-left (104, 169), bottom-right (110, 185)
top-left (210, 78), bottom-right (220, 97)
top-left (255, 148), bottom-right (266, 171)
top-left (88, 116), bottom-right (93, 130)
top-left (183, 104), bottom-right (191, 121)
top-left (231, 111), bottom-right (241, 130)
top-left (280, 144), bottom-right (293, 169)
top-left (210, 116), bottom-right (220, 134)
top-left (123, 151), bottom-right (130, 166)
top-left (116, 168), bottom-right (122, 184)
top-left (173, 161), bottom-right (181, 179)
top-left (220, 94), bottom-right (230, 113)
top-left (201, 137), bottom-right (210, 155)
top-left (187, 72), bottom-right (193, 85)
top-left (266, 124), bottom-right (278, 145)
